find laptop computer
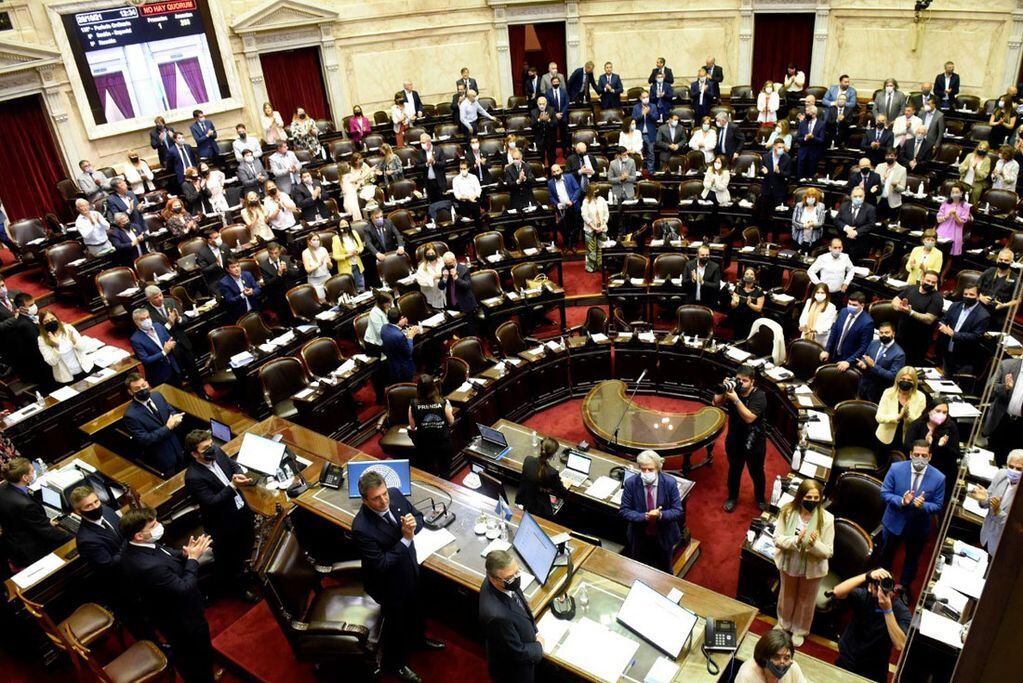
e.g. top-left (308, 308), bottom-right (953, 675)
top-left (473, 423), bottom-right (512, 459)
top-left (39, 486), bottom-right (80, 535)
top-left (560, 450), bottom-right (592, 487)
top-left (210, 418), bottom-right (232, 446)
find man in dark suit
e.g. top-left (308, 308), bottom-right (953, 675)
top-left (291, 170), bottom-right (330, 222)
top-left (194, 228), bottom-right (231, 288)
top-left (122, 373), bottom-right (186, 476)
top-left (690, 67), bottom-right (719, 120)
top-left (796, 106), bottom-right (826, 178)
top-left (364, 207), bottom-right (406, 264)
top-left (464, 137), bottom-right (493, 184)
top-left (759, 137), bottom-right (792, 217)
top-left (567, 61), bottom-right (597, 103)
top-left (456, 67), bottom-right (478, 94)
top-left (846, 158), bottom-right (882, 205)
top-left (352, 470), bottom-right (443, 682)
top-left (144, 286), bottom-right (206, 399)
top-left (167, 131), bottom-right (198, 188)
top-left (650, 72), bottom-right (674, 122)
top-left (548, 164), bottom-right (581, 249)
top-left (935, 62), bottom-right (959, 111)
top-left (682, 244), bottom-right (722, 306)
top-left (523, 66), bottom-right (541, 103)
top-left (647, 57), bottom-right (675, 85)
top-left (417, 134), bottom-right (447, 203)
top-left (400, 81), bottom-right (424, 121)
top-left (566, 142), bottom-right (598, 190)
top-left (189, 110), bottom-right (218, 160)
top-left (979, 248), bottom-right (1020, 320)
top-left (0, 275), bottom-right (20, 322)
top-left (504, 150), bottom-right (536, 209)
top-left (597, 61), bottom-right (623, 110)
top-left (130, 308), bottom-right (181, 387)
top-left (450, 83), bottom-right (467, 124)
top-left (713, 112), bottom-right (744, 161)
top-left (381, 307), bottom-right (417, 383)
top-left (259, 242), bottom-right (302, 320)
top-left (440, 251), bottom-right (478, 319)
top-left (218, 260), bottom-right (261, 320)
top-left (183, 430), bottom-right (256, 599)
top-left (633, 92), bottom-right (660, 172)
top-left (860, 115), bottom-right (894, 165)
top-left (105, 178), bottom-right (146, 232)
top-left (655, 115), bottom-right (687, 170)
top-left (0, 458), bottom-right (72, 568)
top-left (109, 212), bottom-right (149, 267)
top-left (823, 291), bottom-right (875, 365)
top-left (703, 56), bottom-right (724, 84)
top-left (545, 75), bottom-right (570, 155)
top-left (936, 284), bottom-right (990, 375)
top-left (120, 507), bottom-right (216, 683)
top-left (149, 116), bottom-right (177, 165)
top-left (834, 187), bottom-right (877, 261)
top-left (70, 486), bottom-right (124, 573)
top-left (898, 125), bottom-right (934, 172)
top-left (531, 96), bottom-right (558, 169)
top-left (879, 442), bottom-right (945, 589)
top-left (855, 321), bottom-right (906, 403)
top-left (0, 293), bottom-right (54, 390)
top-left (618, 450), bottom-right (684, 572)
top-left (479, 549), bottom-right (543, 683)
top-left (982, 356), bottom-right (1023, 466)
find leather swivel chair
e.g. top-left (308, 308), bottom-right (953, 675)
top-left (207, 326), bottom-right (248, 390)
top-left (832, 400), bottom-right (885, 474)
top-left (238, 312), bottom-right (286, 346)
top-left (568, 306), bottom-right (608, 336)
top-left (44, 241), bottom-right (87, 298)
top-left (811, 364), bottom-right (862, 409)
top-left (95, 267), bottom-right (139, 329)
top-left (286, 284), bottom-right (325, 324)
top-left (495, 320), bottom-right (537, 358)
top-left (470, 269), bottom-right (504, 303)
top-left (397, 291), bottom-right (434, 325)
top-left (258, 357), bottom-right (309, 419)
top-left (324, 274), bottom-right (358, 303)
top-left (673, 305), bottom-right (714, 337)
top-left (785, 339), bottom-right (824, 382)
top-left (450, 337), bottom-right (495, 375)
top-left (440, 356), bottom-right (470, 397)
top-left (475, 231), bottom-right (511, 265)
top-left (300, 337), bottom-right (345, 378)
top-left (133, 252), bottom-right (175, 284)
top-left (815, 519), bottom-right (873, 615)
top-left (378, 383), bottom-right (417, 456)
top-left (824, 472), bottom-right (885, 544)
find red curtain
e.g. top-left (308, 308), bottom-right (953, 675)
top-left (260, 47), bottom-right (331, 122)
top-left (94, 72), bottom-right (134, 120)
top-left (751, 13), bottom-right (815, 90)
top-left (158, 62), bottom-right (178, 109)
top-left (0, 95), bottom-right (65, 221)
top-left (508, 25), bottom-right (526, 96)
top-left (508, 22), bottom-right (566, 96)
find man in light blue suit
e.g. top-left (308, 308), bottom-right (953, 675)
top-left (879, 440), bottom-right (945, 589)
top-left (822, 74), bottom-right (858, 111)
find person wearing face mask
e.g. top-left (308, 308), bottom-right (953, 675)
top-left (608, 146), bottom-right (637, 205)
top-left (71, 485), bottom-right (125, 573)
top-left (618, 117), bottom-right (645, 156)
top-left (906, 399), bottom-right (961, 503)
top-left (120, 506), bottom-right (216, 683)
top-left (549, 163), bottom-right (582, 250)
top-left (183, 429), bottom-right (256, 601)
top-left (237, 148), bottom-right (268, 195)
top-left (701, 153), bottom-right (731, 205)
top-left (480, 549), bottom-right (543, 683)
top-left (729, 268), bottom-right (765, 341)
top-left (772, 479), bottom-right (834, 646)
top-left (596, 60), bottom-right (623, 110)
top-left (860, 114), bottom-right (893, 165)
top-left (873, 78), bottom-right (907, 125)
top-left (347, 105), bottom-right (372, 148)
top-left (363, 206), bottom-right (406, 285)
top-left (122, 151), bottom-right (155, 195)
top-left (958, 142), bottom-right (991, 205)
top-left (689, 66), bottom-right (719, 120)
top-left (714, 112), bottom-right (745, 161)
top-left (878, 440), bottom-right (945, 590)
top-left (855, 318), bottom-right (907, 401)
top-left (765, 118), bottom-right (792, 152)
top-left (735, 629), bottom-right (806, 682)
top-left (990, 143), bottom-right (1019, 191)
top-left (792, 189), bottom-right (826, 252)
top-left (892, 269), bottom-right (943, 366)
top-left (834, 187), bottom-right (876, 261)
top-left (239, 192), bottom-right (271, 243)
top-left (891, 104), bottom-right (922, 150)
top-left (876, 367), bottom-right (926, 447)
top-left (75, 158), bottom-right (112, 200)
top-left (0, 293), bottom-right (53, 389)
top-left (411, 245), bottom-right (443, 307)
top-left (795, 105), bottom-right (826, 179)
top-left (915, 94), bottom-right (945, 147)
top-left (654, 113), bottom-right (686, 170)
top-left (988, 94), bottom-right (1018, 148)
top-left (680, 244), bottom-right (721, 304)
top-left (0, 274), bottom-right (21, 323)
top-left (292, 170), bottom-right (330, 222)
top-left (36, 310), bottom-right (93, 385)
top-left (121, 372), bottom-right (186, 475)
top-left (978, 248), bottom-right (1020, 318)
top-left (180, 165), bottom-right (209, 215)
top-left (904, 230), bottom-right (943, 285)
top-left (826, 93), bottom-right (857, 148)
top-left (756, 80), bottom-right (780, 123)
top-left (833, 568), bottom-right (910, 681)
top-left (300, 234), bottom-right (332, 301)
top-left (689, 116), bottom-right (718, 164)
top-left (194, 228), bottom-right (231, 288)
top-left (934, 62), bottom-right (959, 111)
top-left (821, 290), bottom-right (874, 367)
top-left (515, 437), bottom-right (569, 518)
top-left (936, 283), bottom-right (990, 375)
top-left (530, 95), bottom-right (558, 168)
top-left (0, 458), bottom-right (72, 568)
top-left (874, 150), bottom-right (907, 220)
top-left (631, 90), bottom-right (660, 172)
top-left (898, 124), bottom-right (934, 172)
top-left (714, 366), bottom-right (768, 512)
top-left (810, 237), bottom-right (856, 303)
top-left (231, 123), bottom-right (262, 163)
top-left (580, 183), bottom-right (610, 272)
top-left (189, 109), bottom-right (218, 160)
top-left (846, 158), bottom-right (882, 206)
top-left (971, 449), bottom-right (1023, 555)
top-left (160, 196), bottom-right (197, 237)
top-left (650, 71), bottom-right (674, 122)
top-left (618, 450), bottom-right (684, 572)
top-left (798, 283), bottom-right (838, 346)
top-left (288, 107), bottom-right (323, 158)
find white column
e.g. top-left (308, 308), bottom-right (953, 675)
top-left (810, 5), bottom-right (830, 88)
top-left (566, 2), bottom-right (581, 71)
top-left (738, 0), bottom-right (754, 85)
top-left (1003, 7), bottom-right (1023, 92)
top-left (39, 67), bottom-right (79, 169)
top-left (495, 8), bottom-right (513, 106)
top-left (320, 26), bottom-right (347, 126)
top-left (242, 35), bottom-right (269, 119)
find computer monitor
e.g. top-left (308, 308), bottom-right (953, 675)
top-left (477, 423), bottom-right (508, 447)
top-left (473, 468), bottom-right (508, 503)
top-left (347, 459), bottom-right (412, 498)
top-left (616, 579), bottom-right (699, 658)
top-left (512, 510), bottom-right (558, 585)
top-left (40, 486), bottom-right (63, 512)
top-left (566, 450), bottom-right (592, 474)
top-left (210, 418), bottom-right (232, 444)
top-left (236, 433), bottom-right (287, 475)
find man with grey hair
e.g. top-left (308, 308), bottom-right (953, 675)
top-left (352, 469), bottom-right (441, 682)
top-left (417, 133), bottom-right (447, 203)
top-left (129, 307), bottom-right (180, 387)
top-left (714, 111), bottom-right (744, 160)
top-left (796, 104), bottom-right (826, 179)
top-left (108, 211), bottom-right (148, 267)
top-left (618, 448), bottom-right (684, 572)
top-left (971, 449), bottom-right (1023, 555)
top-left (106, 177), bottom-right (145, 232)
top-left (440, 250), bottom-right (478, 329)
top-left (479, 549), bottom-right (543, 682)
top-left (74, 198), bottom-right (113, 255)
top-left (458, 89), bottom-right (495, 138)
top-left (144, 285), bottom-right (207, 399)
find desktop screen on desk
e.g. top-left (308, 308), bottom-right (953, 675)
top-left (512, 510), bottom-right (558, 584)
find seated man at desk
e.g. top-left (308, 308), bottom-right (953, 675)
top-left (122, 373), bottom-right (186, 477)
top-left (618, 450), bottom-right (683, 573)
top-left (352, 469), bottom-right (444, 683)
top-left (479, 549), bottom-right (543, 683)
top-left (833, 568), bottom-right (910, 682)
top-left (0, 457), bottom-right (72, 568)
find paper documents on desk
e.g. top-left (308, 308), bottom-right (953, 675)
top-left (798, 461), bottom-right (819, 479)
top-left (645, 657), bottom-right (681, 683)
top-left (85, 367), bottom-right (117, 384)
top-left (420, 312), bottom-right (447, 328)
top-left (938, 564), bottom-right (985, 599)
top-left (49, 386), bottom-right (79, 402)
top-left (948, 401), bottom-right (981, 418)
top-left (725, 346), bottom-right (751, 362)
top-left (805, 411), bottom-right (832, 443)
top-left (413, 527), bottom-right (457, 564)
top-left (555, 617), bottom-right (639, 683)
top-left (926, 379), bottom-right (962, 394)
top-left (967, 450), bottom-right (998, 481)
top-left (585, 476), bottom-right (620, 500)
top-left (919, 610), bottom-right (965, 649)
top-left (79, 335), bottom-right (104, 353)
top-left (796, 395), bottom-right (814, 407)
top-left (961, 496), bottom-right (987, 518)
top-left (803, 450), bottom-right (833, 469)
top-left (536, 612), bottom-right (571, 654)
top-left (932, 583), bottom-right (970, 616)
top-left (11, 553), bottom-right (66, 590)
top-left (480, 538), bottom-right (511, 557)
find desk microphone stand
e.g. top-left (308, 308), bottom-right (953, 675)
top-left (611, 369), bottom-right (647, 450)
top-left (551, 544), bottom-right (577, 620)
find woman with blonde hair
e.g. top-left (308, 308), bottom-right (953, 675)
top-left (904, 229), bottom-right (943, 285)
top-left (791, 188), bottom-right (825, 251)
top-left (377, 143), bottom-right (405, 182)
top-left (765, 118), bottom-right (793, 152)
top-left (331, 221), bottom-right (365, 291)
top-left (773, 478), bottom-right (834, 646)
top-left (37, 310), bottom-right (94, 385)
top-left (757, 80), bottom-right (780, 123)
top-left (876, 366), bottom-right (926, 446)
top-left (261, 102), bottom-right (288, 144)
top-left (302, 232), bottom-right (332, 300)
top-left (241, 192), bottom-right (274, 243)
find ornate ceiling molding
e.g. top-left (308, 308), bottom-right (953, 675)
top-left (231, 0), bottom-right (339, 35)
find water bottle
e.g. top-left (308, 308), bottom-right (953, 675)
top-left (578, 583), bottom-right (590, 610)
top-left (499, 520), bottom-right (508, 541)
top-left (791, 445), bottom-right (802, 471)
top-left (33, 458), bottom-right (48, 476)
top-left (771, 476), bottom-right (782, 507)
top-left (35, 391), bottom-right (45, 407)
top-left (531, 430), bottom-right (539, 448)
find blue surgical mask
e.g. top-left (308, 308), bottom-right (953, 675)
top-left (640, 471), bottom-right (657, 485)
top-left (374, 218), bottom-right (384, 226)
top-left (1006, 469), bottom-right (1021, 485)
top-left (852, 197), bottom-right (863, 207)
top-left (766, 662), bottom-right (792, 679)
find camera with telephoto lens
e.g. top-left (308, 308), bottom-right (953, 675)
top-left (715, 377), bottom-right (738, 395)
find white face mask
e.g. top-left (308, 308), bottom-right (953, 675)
top-left (147, 522), bottom-right (165, 542)
top-left (630, 123), bottom-right (637, 131)
top-left (702, 124), bottom-right (710, 131)
top-left (471, 143), bottom-right (479, 150)
top-left (886, 86), bottom-right (894, 93)
top-left (140, 319), bottom-right (154, 331)
top-left (213, 237), bottom-right (223, 246)
top-left (641, 97), bottom-right (649, 105)
top-left (814, 292), bottom-right (827, 302)
top-left (640, 471), bottom-right (657, 485)
top-left (806, 198), bottom-right (816, 206)
top-left (508, 141), bottom-right (516, 149)
top-left (713, 162), bottom-right (722, 170)
top-left (765, 87), bottom-right (773, 94)
top-left (460, 170), bottom-right (468, 177)
top-left (26, 303), bottom-right (38, 316)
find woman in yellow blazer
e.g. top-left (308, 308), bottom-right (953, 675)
top-left (773, 479), bottom-right (834, 647)
top-left (904, 229), bottom-right (943, 285)
top-left (875, 366), bottom-right (926, 446)
top-left (331, 221), bottom-right (365, 291)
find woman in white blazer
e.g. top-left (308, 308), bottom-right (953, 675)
top-left (701, 155), bottom-right (731, 204)
top-left (757, 81), bottom-right (780, 123)
top-left (798, 283), bottom-right (837, 347)
top-left (773, 479), bottom-right (834, 646)
top-left (37, 311), bottom-right (94, 385)
top-left (580, 184), bottom-right (609, 272)
top-left (971, 450), bottom-right (1022, 555)
top-left (689, 116), bottom-right (718, 164)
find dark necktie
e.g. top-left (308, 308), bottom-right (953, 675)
top-left (0, 297), bottom-right (10, 312)
top-left (837, 313), bottom-right (856, 352)
top-left (645, 484), bottom-right (657, 534)
top-left (147, 400), bottom-right (159, 416)
top-left (719, 127), bottom-right (726, 153)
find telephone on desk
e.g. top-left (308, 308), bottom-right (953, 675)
top-left (318, 463), bottom-right (344, 489)
top-left (704, 617), bottom-right (737, 651)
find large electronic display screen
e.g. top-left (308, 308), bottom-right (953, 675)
top-left (61, 1), bottom-right (231, 124)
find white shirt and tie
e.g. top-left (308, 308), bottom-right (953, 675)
top-left (948, 303), bottom-right (976, 351)
top-left (874, 339), bottom-right (894, 363)
top-left (233, 275), bottom-right (252, 311)
top-left (376, 507), bottom-right (413, 547)
top-left (836, 310), bottom-right (860, 352)
top-left (177, 144), bottom-right (193, 168)
top-left (203, 460), bottom-right (245, 509)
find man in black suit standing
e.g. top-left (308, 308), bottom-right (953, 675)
top-left (834, 187), bottom-right (877, 261)
top-left (936, 284), bottom-right (990, 375)
top-left (682, 244), bottom-right (722, 307)
top-left (566, 141), bottom-right (598, 191)
top-left (400, 81), bottom-right (424, 122)
top-left (259, 242), bottom-right (302, 320)
top-left (0, 293), bottom-right (53, 390)
top-left (149, 116), bottom-right (177, 166)
top-left (194, 227), bottom-right (231, 289)
top-left (456, 67), bottom-right (478, 94)
top-left (846, 158), bottom-right (882, 206)
top-left (417, 134), bottom-right (447, 203)
top-left (352, 470), bottom-right (443, 683)
top-left (292, 170), bottom-right (331, 222)
top-left (440, 251), bottom-right (478, 331)
top-left (120, 507), bottom-right (216, 683)
top-left (183, 430), bottom-right (257, 600)
top-left (647, 57), bottom-right (674, 85)
top-left (759, 137), bottom-right (792, 221)
top-left (703, 56), bottom-right (724, 84)
top-left (144, 286), bottom-right (207, 399)
top-left (479, 549), bottom-right (543, 683)
top-left (899, 125), bottom-right (934, 172)
top-left (654, 113), bottom-right (687, 170)
top-left (531, 95), bottom-right (558, 169)
top-left (167, 131), bottom-right (198, 189)
top-left (0, 458), bottom-right (72, 568)
top-left (505, 149), bottom-right (536, 210)
top-left (464, 137), bottom-right (493, 184)
top-left (523, 65), bottom-right (541, 103)
top-left (363, 207), bottom-right (407, 288)
top-left (122, 374), bottom-right (186, 477)
top-left (714, 112), bottom-right (744, 161)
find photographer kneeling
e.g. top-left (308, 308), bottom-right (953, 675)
top-left (713, 365), bottom-right (768, 512)
top-left (833, 568), bottom-right (910, 682)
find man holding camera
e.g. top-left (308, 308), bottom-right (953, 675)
top-left (833, 568), bottom-right (910, 682)
top-left (714, 365), bottom-right (768, 512)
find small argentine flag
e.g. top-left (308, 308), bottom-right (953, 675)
top-left (495, 495), bottom-right (513, 521)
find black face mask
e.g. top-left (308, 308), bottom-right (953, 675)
top-left (698, 257), bottom-right (709, 266)
top-left (238, 132), bottom-right (247, 139)
top-left (503, 575), bottom-right (521, 592)
top-left (354, 110), bottom-right (362, 116)
top-left (963, 297), bottom-right (977, 307)
top-left (898, 380), bottom-right (914, 391)
top-left (977, 149), bottom-right (987, 156)
top-left (997, 262), bottom-right (1011, 271)
top-left (801, 499), bottom-right (818, 512)
top-left (133, 388), bottom-right (151, 402)
top-left (200, 447), bottom-right (216, 463)
top-left (43, 320), bottom-right (59, 333)
top-left (921, 283), bottom-right (935, 293)
top-left (426, 253), bottom-right (437, 262)
top-left (80, 506), bottom-right (104, 521)
top-left (878, 335), bottom-right (893, 344)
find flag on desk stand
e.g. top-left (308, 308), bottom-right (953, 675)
top-left (496, 495), bottom-right (513, 521)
